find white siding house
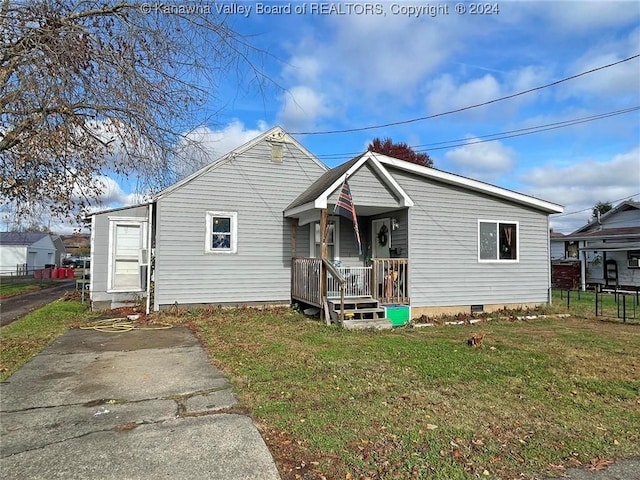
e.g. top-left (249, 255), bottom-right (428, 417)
top-left (0, 232), bottom-right (61, 275)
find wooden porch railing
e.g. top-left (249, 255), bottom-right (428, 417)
top-left (292, 257), bottom-right (323, 307)
top-left (372, 258), bottom-right (409, 304)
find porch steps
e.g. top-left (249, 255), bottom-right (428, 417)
top-left (327, 297), bottom-right (392, 330)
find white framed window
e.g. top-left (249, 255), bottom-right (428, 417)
top-left (478, 220), bottom-right (519, 262)
top-left (205, 211), bottom-right (237, 254)
top-left (310, 216), bottom-right (340, 261)
top-left (108, 219), bottom-right (147, 292)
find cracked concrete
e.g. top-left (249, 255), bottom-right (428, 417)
top-left (0, 327), bottom-right (281, 480)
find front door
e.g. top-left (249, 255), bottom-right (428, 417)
top-left (372, 218), bottom-right (391, 259)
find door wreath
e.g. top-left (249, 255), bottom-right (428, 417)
top-left (377, 225), bottom-right (388, 246)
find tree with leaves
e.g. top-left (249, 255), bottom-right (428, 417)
top-left (592, 201), bottom-right (613, 219)
top-left (367, 137), bottom-right (433, 167)
top-left (1, 0), bottom-right (268, 221)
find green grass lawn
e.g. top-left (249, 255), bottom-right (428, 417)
top-left (2, 301), bottom-right (638, 480)
top-left (155, 308), bottom-right (640, 480)
top-left (0, 299), bottom-right (87, 380)
top-left (551, 288), bottom-right (639, 321)
top-left (0, 279), bottom-right (59, 298)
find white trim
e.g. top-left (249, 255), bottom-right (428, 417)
top-left (477, 219), bottom-right (520, 263)
top-left (107, 219), bottom-right (147, 293)
top-left (309, 216), bottom-right (340, 260)
top-left (318, 153), bottom-right (414, 210)
top-left (377, 155), bottom-right (564, 214)
top-left (145, 203), bottom-right (153, 315)
top-left (157, 127), bottom-right (328, 200)
top-left (89, 215), bottom-right (96, 300)
top-left (205, 211), bottom-right (238, 254)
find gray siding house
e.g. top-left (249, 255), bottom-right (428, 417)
top-left (563, 201), bottom-right (640, 290)
top-left (89, 127), bottom-right (563, 323)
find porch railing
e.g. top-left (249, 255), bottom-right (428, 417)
top-left (327, 266), bottom-right (372, 298)
top-left (372, 258), bottom-right (409, 304)
top-left (292, 257), bottom-right (323, 307)
top-left (292, 257), bottom-right (409, 307)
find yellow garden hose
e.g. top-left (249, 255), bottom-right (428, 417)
top-left (80, 318), bottom-right (173, 333)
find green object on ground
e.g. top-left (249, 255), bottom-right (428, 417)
top-left (385, 305), bottom-right (410, 326)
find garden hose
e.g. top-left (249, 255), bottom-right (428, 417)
top-left (79, 318), bottom-right (173, 333)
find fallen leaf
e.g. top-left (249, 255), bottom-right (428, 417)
top-left (589, 457), bottom-right (612, 471)
top-left (426, 424), bottom-right (438, 430)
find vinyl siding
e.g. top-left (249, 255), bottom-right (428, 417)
top-left (90, 206), bottom-right (149, 306)
top-left (600, 209), bottom-right (639, 229)
top-left (390, 168), bottom-right (551, 307)
top-left (154, 141), bottom-right (325, 308)
top-left (327, 163), bottom-right (400, 208)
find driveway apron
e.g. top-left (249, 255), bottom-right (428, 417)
top-left (0, 327), bottom-right (281, 480)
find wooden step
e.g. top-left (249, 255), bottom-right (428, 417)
top-left (330, 307), bottom-right (386, 322)
top-left (328, 297), bottom-right (379, 311)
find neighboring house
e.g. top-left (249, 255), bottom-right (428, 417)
top-left (550, 230), bottom-right (579, 260)
top-left (563, 201), bottom-right (640, 291)
top-left (0, 232), bottom-right (64, 275)
top-left (89, 127), bottom-right (564, 325)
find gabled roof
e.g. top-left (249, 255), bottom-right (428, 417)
top-left (564, 226), bottom-right (640, 242)
top-left (373, 153), bottom-right (564, 214)
top-left (155, 126), bottom-right (327, 200)
top-left (0, 232), bottom-right (50, 246)
top-left (570, 200), bottom-right (639, 235)
top-left (285, 151), bottom-right (414, 217)
top-left (286, 151), bottom-right (564, 216)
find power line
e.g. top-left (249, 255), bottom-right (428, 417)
top-left (310, 106), bottom-right (640, 160)
top-left (291, 54), bottom-right (640, 136)
top-left (552, 194), bottom-right (640, 218)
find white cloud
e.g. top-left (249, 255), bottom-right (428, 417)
top-left (445, 139), bottom-right (515, 181)
top-left (521, 146), bottom-right (640, 233)
top-left (425, 74), bottom-right (502, 115)
top-left (277, 85), bottom-right (333, 131)
top-left (174, 120), bottom-right (269, 178)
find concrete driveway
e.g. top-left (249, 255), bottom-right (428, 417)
top-left (0, 326), bottom-right (281, 480)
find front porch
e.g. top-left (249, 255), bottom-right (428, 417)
top-left (291, 257), bottom-right (409, 327)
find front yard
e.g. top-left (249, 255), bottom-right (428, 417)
top-left (160, 307), bottom-right (640, 480)
top-left (2, 302), bottom-right (639, 479)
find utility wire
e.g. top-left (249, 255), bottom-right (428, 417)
top-left (310, 106), bottom-right (640, 160)
top-left (291, 54), bottom-right (640, 135)
top-left (552, 194), bottom-right (640, 217)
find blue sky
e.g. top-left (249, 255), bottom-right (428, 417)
top-left (94, 0), bottom-right (640, 234)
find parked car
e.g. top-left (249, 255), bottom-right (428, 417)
top-left (62, 256), bottom-right (90, 268)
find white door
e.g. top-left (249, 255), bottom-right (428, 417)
top-left (372, 218), bottom-right (391, 259)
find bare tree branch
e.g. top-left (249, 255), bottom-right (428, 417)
top-left (1, 0), bottom-right (276, 221)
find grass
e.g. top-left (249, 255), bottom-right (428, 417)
top-left (0, 279), bottom-right (59, 298)
top-left (551, 288), bottom-right (639, 321)
top-left (155, 307), bottom-right (640, 480)
top-left (2, 299), bottom-right (638, 479)
top-left (0, 299), bottom-right (87, 380)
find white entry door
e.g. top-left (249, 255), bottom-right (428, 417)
top-left (372, 218), bottom-right (391, 259)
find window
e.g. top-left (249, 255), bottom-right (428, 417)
top-left (628, 251), bottom-right (640, 269)
top-left (108, 220), bottom-right (146, 291)
top-left (311, 217), bottom-right (339, 260)
top-left (478, 220), bottom-right (518, 262)
top-left (205, 212), bottom-right (237, 253)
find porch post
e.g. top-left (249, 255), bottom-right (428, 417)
top-left (290, 218), bottom-right (298, 259)
top-left (320, 208), bottom-right (328, 301)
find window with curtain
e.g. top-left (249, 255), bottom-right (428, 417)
top-left (478, 221), bottom-right (518, 261)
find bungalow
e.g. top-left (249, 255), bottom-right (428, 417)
top-left (89, 127), bottom-right (563, 326)
top-left (563, 200), bottom-right (640, 291)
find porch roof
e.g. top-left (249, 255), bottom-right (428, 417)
top-left (284, 152), bottom-right (414, 218)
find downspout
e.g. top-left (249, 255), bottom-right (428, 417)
top-left (145, 202), bottom-right (154, 315)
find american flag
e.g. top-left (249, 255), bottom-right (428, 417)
top-left (334, 180), bottom-right (362, 255)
